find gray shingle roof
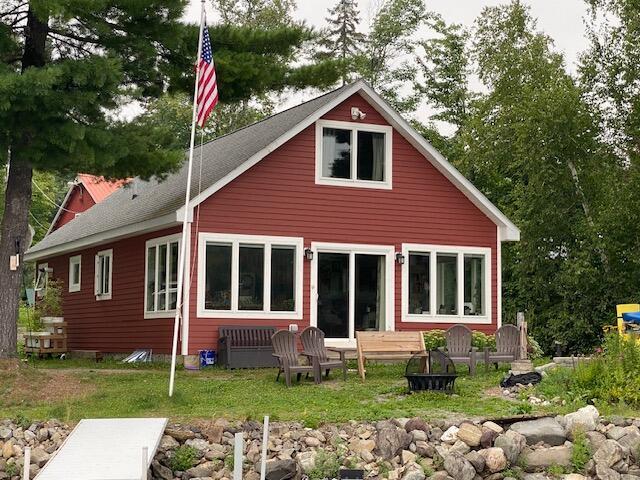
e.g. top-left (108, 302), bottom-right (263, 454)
top-left (27, 82), bottom-right (355, 257)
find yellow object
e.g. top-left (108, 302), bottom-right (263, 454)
top-left (615, 304), bottom-right (640, 342)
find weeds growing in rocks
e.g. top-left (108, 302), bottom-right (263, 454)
top-left (570, 428), bottom-right (591, 472)
top-left (169, 445), bottom-right (197, 472)
top-left (307, 449), bottom-right (342, 480)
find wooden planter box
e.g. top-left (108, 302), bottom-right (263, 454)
top-left (24, 318), bottom-right (68, 357)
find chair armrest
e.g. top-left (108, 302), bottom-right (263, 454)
top-left (301, 350), bottom-right (319, 357)
top-left (327, 347), bottom-right (347, 362)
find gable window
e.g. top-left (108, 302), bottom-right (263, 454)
top-left (68, 255), bottom-right (81, 292)
top-left (316, 120), bottom-right (392, 189)
top-left (145, 234), bottom-right (180, 317)
top-left (198, 233), bottom-right (303, 319)
top-left (402, 244), bottom-right (491, 324)
top-left (94, 249), bottom-right (113, 300)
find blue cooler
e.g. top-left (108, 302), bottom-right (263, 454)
top-left (199, 349), bottom-right (216, 367)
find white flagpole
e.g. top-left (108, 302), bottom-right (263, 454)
top-left (169, 0), bottom-right (206, 397)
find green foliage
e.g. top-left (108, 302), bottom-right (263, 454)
top-left (36, 278), bottom-right (64, 318)
top-left (224, 454), bottom-right (234, 471)
top-left (502, 468), bottom-right (523, 480)
top-left (14, 412), bottom-right (31, 429)
top-left (4, 461), bottom-right (18, 476)
top-left (170, 445), bottom-right (197, 472)
top-left (376, 459), bottom-right (392, 478)
top-left (571, 428), bottom-right (591, 473)
top-left (423, 330), bottom-right (496, 351)
top-left (511, 402), bottom-right (533, 415)
top-left (547, 464), bottom-right (568, 477)
top-left (307, 449), bottom-right (343, 480)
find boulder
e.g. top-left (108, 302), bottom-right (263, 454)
top-left (443, 452), bottom-right (476, 480)
top-left (29, 447), bottom-right (50, 468)
top-left (376, 427), bottom-right (412, 460)
top-left (607, 427), bottom-right (628, 441)
top-left (2, 440), bottom-right (13, 459)
top-left (165, 428), bottom-right (196, 442)
top-left (510, 418), bottom-right (566, 446)
top-left (0, 428), bottom-right (11, 442)
top-left (430, 472), bottom-right (455, 480)
top-left (479, 448), bottom-right (507, 473)
top-left (494, 430), bottom-right (527, 464)
top-left (519, 446), bottom-right (572, 472)
top-left (153, 460), bottom-right (174, 480)
top-left (349, 438), bottom-right (375, 455)
top-left (412, 430), bottom-right (428, 442)
top-left (457, 423), bottom-right (483, 447)
top-left (204, 424), bottom-right (225, 444)
top-left (464, 451), bottom-right (485, 473)
top-left (186, 461), bottom-right (217, 478)
top-left (586, 431), bottom-right (608, 451)
top-left (258, 459), bottom-right (298, 480)
top-left (415, 441), bottom-right (435, 458)
top-left (618, 430), bottom-right (640, 461)
top-left (441, 426), bottom-right (460, 444)
top-left (482, 422), bottom-right (504, 435)
top-left (159, 434), bottom-right (180, 450)
top-left (402, 450), bottom-right (417, 465)
top-left (185, 438), bottom-right (211, 452)
top-left (594, 440), bottom-right (626, 469)
top-left (562, 475), bottom-right (587, 480)
top-left (303, 437), bottom-right (320, 447)
top-left (405, 418), bottom-right (430, 434)
top-left (480, 429), bottom-right (499, 449)
top-left (402, 468), bottom-right (426, 480)
top-left (297, 450), bottom-right (317, 473)
top-left (450, 440), bottom-right (471, 456)
top-left (596, 464), bottom-right (622, 480)
top-left (565, 405), bottom-right (599, 435)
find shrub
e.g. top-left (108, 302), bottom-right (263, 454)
top-left (571, 429), bottom-right (591, 473)
top-left (307, 450), bottom-right (342, 480)
top-left (170, 445), bottom-right (197, 472)
top-left (4, 461), bottom-right (18, 477)
top-left (423, 328), bottom-right (541, 358)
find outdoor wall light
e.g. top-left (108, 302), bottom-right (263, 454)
top-left (395, 253), bottom-right (405, 265)
top-left (304, 248), bottom-right (314, 261)
top-left (351, 107), bottom-right (366, 121)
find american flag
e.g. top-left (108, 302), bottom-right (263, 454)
top-left (196, 26), bottom-right (218, 127)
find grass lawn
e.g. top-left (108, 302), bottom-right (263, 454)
top-left (0, 358), bottom-right (596, 426)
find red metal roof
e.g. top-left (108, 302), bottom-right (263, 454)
top-left (77, 173), bottom-right (129, 203)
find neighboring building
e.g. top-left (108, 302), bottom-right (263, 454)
top-left (48, 173), bottom-right (129, 233)
top-left (25, 80), bottom-right (519, 355)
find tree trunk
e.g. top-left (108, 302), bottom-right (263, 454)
top-left (0, 4), bottom-right (47, 359)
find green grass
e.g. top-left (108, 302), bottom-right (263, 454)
top-left (3, 359), bottom-right (637, 425)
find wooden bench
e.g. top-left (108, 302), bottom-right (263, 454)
top-left (356, 331), bottom-right (426, 380)
top-left (217, 326), bottom-right (278, 369)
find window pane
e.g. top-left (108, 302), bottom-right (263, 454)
top-left (464, 254), bottom-right (485, 315)
top-left (239, 245), bottom-right (264, 310)
top-left (205, 244), bottom-right (232, 310)
top-left (437, 254), bottom-right (457, 315)
top-left (158, 244), bottom-right (167, 311)
top-left (355, 254), bottom-right (385, 332)
top-left (408, 253), bottom-right (430, 314)
top-left (357, 131), bottom-right (385, 181)
top-left (103, 256), bottom-right (110, 294)
top-left (72, 262), bottom-right (80, 285)
top-left (169, 242), bottom-right (179, 310)
top-left (317, 253), bottom-right (349, 338)
top-left (322, 128), bottom-right (351, 179)
top-left (146, 247), bottom-right (156, 311)
top-left (271, 247), bottom-right (295, 311)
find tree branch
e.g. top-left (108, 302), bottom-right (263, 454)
top-left (48, 27), bottom-right (100, 45)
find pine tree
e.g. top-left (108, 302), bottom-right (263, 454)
top-left (318, 0), bottom-right (365, 85)
top-left (0, 0), bottom-right (339, 359)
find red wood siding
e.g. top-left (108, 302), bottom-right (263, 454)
top-left (52, 185), bottom-right (96, 232)
top-left (186, 93), bottom-right (498, 354)
top-left (42, 227), bottom-right (180, 353)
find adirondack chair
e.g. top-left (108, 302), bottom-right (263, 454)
top-left (271, 330), bottom-right (316, 387)
top-left (484, 324), bottom-right (520, 368)
top-left (300, 327), bottom-right (347, 382)
top-left (441, 324), bottom-right (480, 375)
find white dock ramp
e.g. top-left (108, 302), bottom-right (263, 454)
top-left (35, 418), bottom-right (168, 480)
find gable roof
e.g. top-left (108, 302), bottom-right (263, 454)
top-left (26, 80), bottom-right (519, 262)
top-left (77, 174), bottom-right (130, 203)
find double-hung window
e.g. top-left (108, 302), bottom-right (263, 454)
top-left (402, 244), bottom-right (491, 323)
top-left (316, 120), bottom-right (392, 189)
top-left (198, 233), bottom-right (303, 319)
top-left (69, 255), bottom-right (81, 292)
top-left (145, 234), bottom-right (180, 317)
top-left (94, 249), bottom-right (113, 300)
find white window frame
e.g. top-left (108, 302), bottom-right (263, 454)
top-left (309, 242), bottom-right (396, 347)
top-left (315, 119), bottom-right (393, 190)
top-left (94, 249), bottom-right (113, 301)
top-left (68, 255), bottom-right (81, 293)
top-left (401, 244), bottom-right (492, 324)
top-left (144, 233), bottom-right (181, 319)
top-left (197, 233), bottom-right (304, 319)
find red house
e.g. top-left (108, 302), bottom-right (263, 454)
top-left (25, 81), bottom-right (519, 356)
top-left (48, 173), bottom-right (129, 233)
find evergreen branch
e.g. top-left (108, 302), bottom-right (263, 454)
top-left (48, 27), bottom-right (100, 45)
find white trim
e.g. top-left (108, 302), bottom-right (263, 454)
top-left (401, 243), bottom-right (492, 325)
top-left (26, 213), bottom-right (181, 262)
top-left (94, 248), bottom-right (113, 301)
top-left (197, 233), bottom-right (304, 319)
top-left (497, 226), bottom-right (502, 328)
top-left (310, 242), bottom-right (395, 347)
top-left (68, 255), bottom-right (81, 293)
top-left (46, 183), bottom-right (76, 236)
top-left (180, 225), bottom-right (192, 355)
top-left (177, 80), bottom-right (519, 241)
top-left (144, 233), bottom-right (182, 319)
top-left (314, 119), bottom-right (393, 190)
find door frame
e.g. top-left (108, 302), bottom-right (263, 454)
top-left (310, 242), bottom-right (395, 347)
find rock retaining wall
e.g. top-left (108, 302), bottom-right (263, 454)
top-left (1, 407), bottom-right (639, 480)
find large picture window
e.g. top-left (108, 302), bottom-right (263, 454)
top-left (402, 244), bottom-right (491, 323)
top-left (198, 233), bottom-right (303, 319)
top-left (316, 120), bottom-right (392, 189)
top-left (94, 249), bottom-right (113, 300)
top-left (145, 235), bottom-right (180, 316)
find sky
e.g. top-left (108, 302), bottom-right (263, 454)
top-left (180, 0), bottom-right (591, 128)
